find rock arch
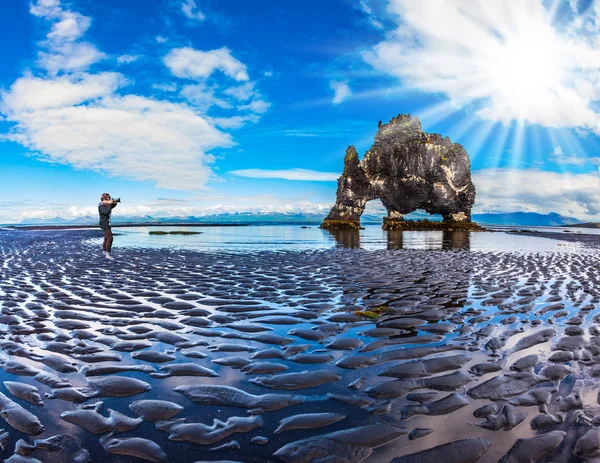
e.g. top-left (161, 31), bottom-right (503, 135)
top-left (320, 114), bottom-right (479, 230)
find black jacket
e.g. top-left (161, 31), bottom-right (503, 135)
top-left (98, 202), bottom-right (117, 230)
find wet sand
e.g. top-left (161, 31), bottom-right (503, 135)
top-left (0, 228), bottom-right (599, 462)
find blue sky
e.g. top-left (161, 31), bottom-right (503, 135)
top-left (3, 0), bottom-right (600, 222)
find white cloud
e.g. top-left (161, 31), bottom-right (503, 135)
top-left (152, 83), bottom-right (178, 92)
top-left (1, 73), bottom-right (123, 112)
top-left (156, 35), bottom-right (168, 43)
top-left (330, 80), bottom-right (351, 104)
top-left (30, 0), bottom-right (104, 75)
top-left (3, 90), bottom-right (233, 190)
top-left (224, 82), bottom-right (255, 101)
top-left (237, 99), bottom-right (270, 114)
top-left (549, 146), bottom-right (587, 166)
top-left (164, 47), bottom-right (249, 81)
top-left (223, 83), bottom-right (270, 114)
top-left (473, 168), bottom-right (600, 219)
top-left (365, 0), bottom-right (600, 132)
top-left (181, 0), bottom-right (205, 21)
top-left (212, 115), bottom-right (259, 129)
top-left (30, 0), bottom-right (61, 19)
top-left (47, 11), bottom-right (90, 42)
top-left (231, 168), bottom-right (339, 181)
top-left (180, 83), bottom-right (232, 111)
top-left (39, 42), bottom-right (105, 75)
top-left (172, 67), bottom-right (267, 116)
top-left (117, 54), bottom-right (139, 64)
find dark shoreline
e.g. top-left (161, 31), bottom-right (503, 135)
top-left (568, 222), bottom-right (600, 229)
top-left (507, 229), bottom-right (600, 245)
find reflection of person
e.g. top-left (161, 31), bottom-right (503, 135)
top-left (98, 193), bottom-right (118, 259)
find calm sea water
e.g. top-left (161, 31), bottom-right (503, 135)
top-left (87, 224), bottom-right (588, 253)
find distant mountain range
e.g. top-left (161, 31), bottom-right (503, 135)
top-left (10, 212), bottom-right (353, 226)
top-left (3, 211), bottom-right (584, 227)
top-left (472, 212), bottom-right (582, 227)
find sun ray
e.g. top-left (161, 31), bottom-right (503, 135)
top-left (545, 125), bottom-right (592, 176)
top-left (445, 113), bottom-right (484, 147)
top-left (485, 122), bottom-right (512, 170)
top-left (462, 119), bottom-right (501, 165)
top-left (413, 99), bottom-right (468, 129)
top-left (556, 129), bottom-right (590, 162)
top-left (546, 129), bottom-right (569, 175)
top-left (526, 125), bottom-right (546, 168)
top-left (509, 121), bottom-right (527, 168)
top-left (546, 0), bottom-right (564, 25)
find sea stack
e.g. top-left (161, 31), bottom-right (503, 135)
top-left (321, 114), bottom-right (481, 231)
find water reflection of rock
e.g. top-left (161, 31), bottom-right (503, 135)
top-left (329, 229), bottom-right (471, 251)
top-left (327, 229), bottom-right (361, 248)
top-left (387, 230), bottom-right (403, 250)
top-left (442, 230), bottom-right (471, 250)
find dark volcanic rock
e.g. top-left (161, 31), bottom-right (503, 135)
top-left (321, 114), bottom-right (477, 229)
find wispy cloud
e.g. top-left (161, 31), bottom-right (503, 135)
top-left (230, 168), bottom-right (339, 181)
top-left (549, 146), bottom-right (600, 166)
top-left (117, 54), bottom-right (138, 64)
top-left (164, 47), bottom-right (248, 81)
top-left (152, 82), bottom-right (178, 92)
top-left (330, 80), bottom-right (351, 104)
top-left (163, 52), bottom-right (269, 115)
top-left (237, 99), bottom-right (270, 114)
top-left (212, 115), bottom-right (259, 129)
top-left (30, 0), bottom-right (104, 75)
top-left (224, 82), bottom-right (255, 101)
top-left (181, 0), bottom-right (205, 21)
top-left (358, 0), bottom-right (384, 29)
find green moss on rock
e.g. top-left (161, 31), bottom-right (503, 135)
top-left (320, 220), bottom-right (363, 230)
top-left (355, 305), bottom-right (390, 319)
top-left (382, 219), bottom-right (485, 231)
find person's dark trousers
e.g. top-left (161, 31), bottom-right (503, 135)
top-left (103, 229), bottom-right (113, 253)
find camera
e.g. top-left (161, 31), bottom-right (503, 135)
top-left (112, 198), bottom-right (121, 203)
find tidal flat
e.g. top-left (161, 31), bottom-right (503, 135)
top-left (0, 226), bottom-right (599, 462)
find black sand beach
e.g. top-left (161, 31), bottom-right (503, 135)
top-left (0, 228), bottom-right (599, 462)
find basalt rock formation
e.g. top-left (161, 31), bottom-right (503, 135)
top-left (321, 114), bottom-right (481, 230)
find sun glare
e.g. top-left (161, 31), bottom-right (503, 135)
top-left (483, 23), bottom-right (565, 121)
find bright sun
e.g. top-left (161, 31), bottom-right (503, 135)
top-left (483, 22), bottom-right (566, 120)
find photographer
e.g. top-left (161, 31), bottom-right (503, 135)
top-left (98, 193), bottom-right (119, 259)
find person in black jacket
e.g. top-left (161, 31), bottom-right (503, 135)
top-left (99, 193), bottom-right (118, 258)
